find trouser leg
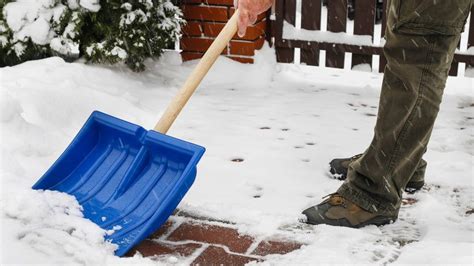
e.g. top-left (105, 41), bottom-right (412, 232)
top-left (410, 158), bottom-right (426, 184)
top-left (337, 0), bottom-right (471, 214)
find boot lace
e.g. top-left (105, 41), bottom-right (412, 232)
top-left (322, 193), bottom-right (346, 207)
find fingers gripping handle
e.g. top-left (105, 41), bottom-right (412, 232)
top-left (153, 10), bottom-right (240, 134)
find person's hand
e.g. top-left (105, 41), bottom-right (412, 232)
top-left (235, 0), bottom-right (274, 37)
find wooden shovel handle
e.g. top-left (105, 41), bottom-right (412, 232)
top-left (154, 10), bottom-right (239, 134)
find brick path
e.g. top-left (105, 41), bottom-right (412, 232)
top-left (126, 210), bottom-right (303, 264)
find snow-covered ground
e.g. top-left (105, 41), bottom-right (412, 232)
top-left (1, 46), bottom-right (473, 265)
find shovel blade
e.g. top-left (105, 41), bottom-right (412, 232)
top-left (33, 111), bottom-right (205, 256)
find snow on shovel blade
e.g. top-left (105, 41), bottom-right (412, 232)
top-left (32, 111), bottom-right (205, 256)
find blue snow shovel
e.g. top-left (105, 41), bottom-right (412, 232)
top-left (33, 11), bottom-right (240, 256)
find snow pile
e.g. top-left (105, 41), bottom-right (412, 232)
top-left (1, 186), bottom-right (117, 264)
top-left (1, 46), bottom-right (473, 264)
top-left (0, 56), bottom-right (188, 265)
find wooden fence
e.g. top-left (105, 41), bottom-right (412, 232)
top-left (270, 0), bottom-right (474, 76)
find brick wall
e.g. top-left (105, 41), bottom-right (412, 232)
top-left (180, 0), bottom-right (267, 64)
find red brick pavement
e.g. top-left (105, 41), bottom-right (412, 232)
top-left (126, 211), bottom-right (303, 264)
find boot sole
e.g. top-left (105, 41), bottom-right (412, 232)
top-left (355, 215), bottom-right (398, 228)
top-left (405, 181), bottom-right (424, 193)
top-left (327, 165), bottom-right (346, 180)
top-left (304, 214), bottom-right (398, 228)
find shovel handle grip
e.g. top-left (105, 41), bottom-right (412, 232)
top-left (154, 10), bottom-right (240, 134)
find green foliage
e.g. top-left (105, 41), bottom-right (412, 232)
top-left (0, 0), bottom-right (82, 66)
top-left (0, 0), bottom-right (183, 71)
top-left (0, 0), bottom-right (47, 66)
top-left (84, 0), bottom-right (183, 71)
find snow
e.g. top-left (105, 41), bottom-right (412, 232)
top-left (352, 63), bottom-right (372, 73)
top-left (111, 46), bottom-right (127, 59)
top-left (50, 37), bottom-right (80, 56)
top-left (459, 46), bottom-right (474, 55)
top-left (1, 188), bottom-right (116, 264)
top-left (1, 46), bottom-right (473, 264)
top-left (466, 67), bottom-right (474, 78)
top-left (283, 21), bottom-right (373, 46)
top-left (79, 0), bottom-right (100, 12)
top-left (68, 0), bottom-right (81, 10)
top-left (120, 10), bottom-right (146, 27)
top-left (2, 0), bottom-right (101, 57)
top-left (4, 1), bottom-right (64, 45)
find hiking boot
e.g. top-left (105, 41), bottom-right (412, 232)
top-left (302, 193), bottom-right (398, 228)
top-left (328, 154), bottom-right (425, 192)
top-left (328, 154), bottom-right (362, 180)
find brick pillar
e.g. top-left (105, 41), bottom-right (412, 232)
top-left (180, 0), bottom-right (267, 64)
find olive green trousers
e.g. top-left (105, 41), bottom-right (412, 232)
top-left (338, 0), bottom-right (473, 215)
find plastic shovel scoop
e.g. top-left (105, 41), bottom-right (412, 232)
top-left (33, 10), bottom-right (240, 256)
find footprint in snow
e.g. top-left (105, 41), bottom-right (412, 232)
top-left (278, 212), bottom-right (421, 265)
top-left (278, 221), bottom-right (315, 234)
top-left (447, 187), bottom-right (474, 217)
top-left (250, 185), bottom-right (263, 199)
top-left (456, 101), bottom-right (474, 109)
top-left (401, 198), bottom-right (418, 206)
top-left (351, 213), bottom-right (421, 264)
